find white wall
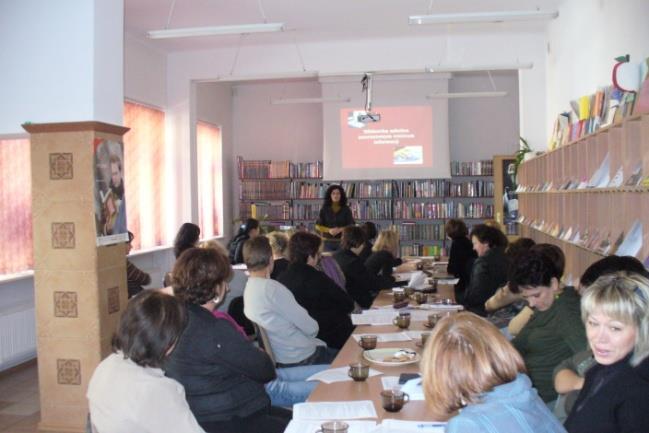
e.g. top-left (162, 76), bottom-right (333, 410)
top-left (0, 0), bottom-right (123, 134)
top-left (124, 34), bottom-right (167, 108)
top-left (546, 0), bottom-right (649, 139)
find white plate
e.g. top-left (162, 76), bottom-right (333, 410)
top-left (363, 348), bottom-right (420, 366)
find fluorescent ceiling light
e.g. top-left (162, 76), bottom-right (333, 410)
top-left (427, 62), bottom-right (533, 73)
top-left (427, 91), bottom-right (508, 99)
top-left (271, 97), bottom-right (351, 105)
top-left (409, 10), bottom-right (558, 25)
top-left (147, 23), bottom-right (284, 39)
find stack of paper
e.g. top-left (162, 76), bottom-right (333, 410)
top-left (284, 420), bottom-right (377, 433)
top-left (306, 366), bottom-right (383, 384)
top-left (293, 401), bottom-right (378, 420)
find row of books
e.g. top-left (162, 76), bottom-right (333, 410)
top-left (400, 244), bottom-right (446, 258)
top-left (397, 223), bottom-right (446, 241)
top-left (239, 202), bottom-right (291, 220)
top-left (348, 200), bottom-right (393, 220)
top-left (393, 201), bottom-right (494, 220)
top-left (270, 179), bottom-right (495, 199)
top-left (237, 157), bottom-right (323, 179)
top-left (450, 160), bottom-right (493, 176)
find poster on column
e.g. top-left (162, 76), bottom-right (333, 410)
top-left (93, 138), bottom-right (129, 246)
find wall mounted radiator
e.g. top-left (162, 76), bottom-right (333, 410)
top-left (0, 303), bottom-right (36, 371)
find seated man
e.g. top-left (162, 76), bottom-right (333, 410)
top-left (333, 226), bottom-right (382, 309)
top-left (278, 232), bottom-right (355, 349)
top-left (509, 249), bottom-right (587, 405)
top-left (243, 236), bottom-right (337, 367)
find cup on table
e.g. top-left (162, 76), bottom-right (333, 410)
top-left (412, 292), bottom-right (428, 305)
top-left (315, 421), bottom-right (349, 433)
top-left (358, 334), bottom-right (378, 350)
top-left (427, 313), bottom-right (442, 328)
top-left (420, 332), bottom-right (431, 346)
top-left (403, 286), bottom-right (415, 297)
top-left (380, 389), bottom-right (410, 412)
top-left (392, 311), bottom-right (411, 329)
top-left (348, 362), bottom-right (370, 382)
top-left (392, 288), bottom-right (406, 303)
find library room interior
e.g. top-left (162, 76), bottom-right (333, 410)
top-left (2, 1), bottom-right (649, 432)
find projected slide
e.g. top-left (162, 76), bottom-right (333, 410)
top-left (340, 106), bottom-right (433, 169)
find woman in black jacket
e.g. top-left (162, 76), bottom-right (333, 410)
top-left (445, 219), bottom-right (477, 303)
top-left (278, 232), bottom-right (355, 349)
top-left (364, 229), bottom-right (405, 289)
top-left (228, 218), bottom-right (260, 264)
top-left (462, 224), bottom-right (509, 316)
top-left (165, 247), bottom-right (289, 433)
top-left (315, 185), bottom-right (355, 252)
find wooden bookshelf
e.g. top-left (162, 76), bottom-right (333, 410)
top-left (517, 113), bottom-right (649, 283)
top-left (237, 157), bottom-right (495, 256)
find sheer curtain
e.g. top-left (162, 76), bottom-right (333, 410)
top-left (123, 101), bottom-right (168, 250)
top-left (196, 121), bottom-right (222, 239)
top-left (0, 139), bottom-right (32, 275)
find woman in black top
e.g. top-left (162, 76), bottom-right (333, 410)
top-left (228, 218), bottom-right (260, 264)
top-left (267, 231), bottom-right (289, 280)
top-left (445, 219), bottom-right (477, 302)
top-left (315, 185), bottom-right (355, 252)
top-left (164, 247), bottom-right (289, 433)
top-left (564, 272), bottom-right (649, 433)
top-left (364, 229), bottom-right (405, 288)
top-left (278, 232), bottom-right (355, 348)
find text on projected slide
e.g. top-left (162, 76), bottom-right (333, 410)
top-left (340, 106), bottom-right (433, 169)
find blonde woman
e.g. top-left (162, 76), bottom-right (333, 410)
top-left (267, 231), bottom-right (290, 280)
top-left (564, 272), bottom-right (649, 433)
top-left (364, 229), bottom-right (410, 287)
top-left (421, 312), bottom-right (566, 433)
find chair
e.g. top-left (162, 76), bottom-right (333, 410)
top-left (227, 296), bottom-right (255, 336)
top-left (253, 322), bottom-right (276, 366)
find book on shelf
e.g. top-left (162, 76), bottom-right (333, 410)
top-left (616, 220), bottom-right (643, 257)
top-left (450, 160), bottom-right (493, 176)
top-left (240, 179), bottom-right (292, 200)
top-left (238, 156), bottom-right (322, 179)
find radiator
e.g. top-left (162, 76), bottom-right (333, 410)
top-left (0, 304), bottom-right (37, 371)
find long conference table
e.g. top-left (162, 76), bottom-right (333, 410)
top-left (307, 276), bottom-right (458, 422)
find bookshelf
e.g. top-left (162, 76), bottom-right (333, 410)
top-left (517, 113), bottom-right (649, 284)
top-left (238, 157), bottom-right (495, 256)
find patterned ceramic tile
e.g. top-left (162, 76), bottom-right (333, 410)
top-left (49, 153), bottom-right (73, 180)
top-left (51, 223), bottom-right (75, 249)
top-left (53, 292), bottom-right (77, 318)
top-left (107, 286), bottom-right (119, 314)
top-left (56, 360), bottom-right (80, 386)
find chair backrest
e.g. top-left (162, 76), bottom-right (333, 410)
top-left (253, 322), bottom-right (276, 366)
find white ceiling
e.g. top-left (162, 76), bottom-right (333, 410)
top-left (125, 0), bottom-right (562, 53)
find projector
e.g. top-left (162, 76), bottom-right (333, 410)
top-left (357, 111), bottom-right (381, 123)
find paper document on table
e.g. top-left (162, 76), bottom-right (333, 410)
top-left (374, 419), bottom-right (446, 432)
top-left (353, 332), bottom-right (412, 343)
top-left (293, 401), bottom-right (378, 420)
top-left (306, 366), bottom-right (383, 384)
top-left (400, 377), bottom-right (425, 401)
top-left (432, 277), bottom-right (459, 285)
top-left (408, 271), bottom-right (427, 289)
top-left (352, 312), bottom-right (396, 325)
top-left (381, 376), bottom-right (400, 390)
top-left (394, 271), bottom-right (416, 282)
top-left (285, 420), bottom-right (377, 433)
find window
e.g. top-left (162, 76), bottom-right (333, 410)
top-left (0, 139), bottom-right (32, 275)
top-left (123, 101), bottom-right (169, 250)
top-left (196, 121), bottom-right (222, 238)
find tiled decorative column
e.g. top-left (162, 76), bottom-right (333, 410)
top-left (23, 122), bottom-right (129, 432)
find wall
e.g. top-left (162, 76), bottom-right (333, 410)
top-left (546, 0), bottom-right (649, 139)
top-left (0, 0), bottom-right (123, 134)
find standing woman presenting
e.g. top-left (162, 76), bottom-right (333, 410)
top-left (315, 185), bottom-right (355, 252)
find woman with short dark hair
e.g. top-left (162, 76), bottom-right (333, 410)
top-left (445, 219), bottom-right (477, 302)
top-left (165, 247), bottom-right (289, 433)
top-left (278, 232), bottom-right (355, 349)
top-left (87, 291), bottom-right (204, 433)
top-left (315, 184), bottom-right (355, 251)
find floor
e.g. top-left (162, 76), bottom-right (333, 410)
top-left (0, 361), bottom-right (67, 433)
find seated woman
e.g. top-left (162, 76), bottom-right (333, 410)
top-left (462, 224), bottom-right (509, 316)
top-left (421, 312), bottom-right (566, 433)
top-left (164, 222), bottom-right (201, 286)
top-left (358, 221), bottom-right (378, 263)
top-left (267, 231), bottom-right (290, 280)
top-left (509, 249), bottom-right (587, 405)
top-left (364, 229), bottom-right (409, 288)
top-left (278, 232), bottom-right (355, 349)
top-left (445, 219), bottom-right (477, 302)
top-left (333, 226), bottom-right (383, 308)
top-left (87, 291), bottom-right (204, 433)
top-left (228, 218), bottom-right (260, 264)
top-left (243, 236), bottom-right (337, 367)
top-left (164, 247), bottom-right (290, 433)
top-left (563, 272), bottom-right (649, 432)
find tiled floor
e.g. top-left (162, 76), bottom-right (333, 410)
top-left (0, 361), bottom-right (69, 433)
